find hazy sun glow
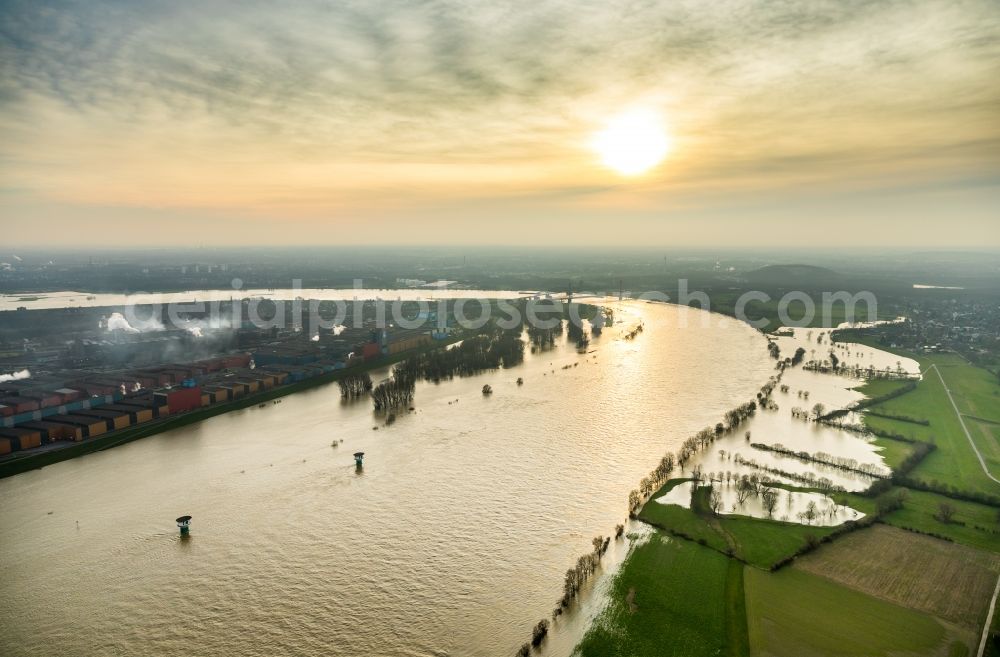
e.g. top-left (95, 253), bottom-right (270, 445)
top-left (591, 108), bottom-right (671, 175)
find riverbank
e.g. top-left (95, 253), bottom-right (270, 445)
top-left (0, 336), bottom-right (463, 479)
top-left (574, 328), bottom-right (1000, 657)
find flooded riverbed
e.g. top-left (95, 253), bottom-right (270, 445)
top-left (1, 300), bottom-right (777, 657)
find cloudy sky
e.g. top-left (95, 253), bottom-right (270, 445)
top-left (1, 0), bottom-right (998, 247)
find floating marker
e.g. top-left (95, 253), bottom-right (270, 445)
top-left (176, 515), bottom-right (192, 536)
top-left (354, 452), bottom-right (365, 467)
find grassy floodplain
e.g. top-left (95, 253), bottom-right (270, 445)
top-left (866, 368), bottom-right (997, 496)
top-left (576, 337), bottom-right (1000, 657)
top-left (575, 532), bottom-right (739, 657)
top-left (856, 351), bottom-right (1000, 498)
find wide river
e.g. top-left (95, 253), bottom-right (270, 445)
top-left (0, 299), bottom-right (775, 656)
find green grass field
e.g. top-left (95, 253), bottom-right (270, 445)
top-left (871, 435), bottom-right (921, 470)
top-left (576, 532), bottom-right (732, 657)
top-left (639, 479), bottom-right (732, 553)
top-left (934, 354), bottom-right (1000, 422)
top-left (862, 353), bottom-right (1000, 497)
top-left (745, 566), bottom-right (970, 657)
top-left (854, 377), bottom-right (917, 402)
top-left (826, 485), bottom-right (1000, 552)
top-left (717, 515), bottom-right (837, 569)
top-left (881, 488), bottom-right (1000, 553)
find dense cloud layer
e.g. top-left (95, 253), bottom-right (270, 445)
top-left (1, 0), bottom-right (998, 246)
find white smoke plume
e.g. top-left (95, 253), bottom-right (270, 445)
top-left (0, 368), bottom-right (31, 383)
top-left (104, 312), bottom-right (163, 333)
top-left (105, 312), bottom-right (139, 333)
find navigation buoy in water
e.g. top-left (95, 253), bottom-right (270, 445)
top-left (354, 452), bottom-right (365, 467)
top-left (176, 515), bottom-right (192, 536)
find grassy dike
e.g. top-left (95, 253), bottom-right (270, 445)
top-left (0, 336), bottom-right (463, 479)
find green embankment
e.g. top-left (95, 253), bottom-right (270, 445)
top-left (744, 566), bottom-right (961, 657)
top-left (576, 532), bottom-right (733, 657)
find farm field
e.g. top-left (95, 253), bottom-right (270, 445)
top-left (794, 524), bottom-right (1000, 629)
top-left (744, 565), bottom-right (973, 657)
top-left (576, 531), bottom-right (732, 657)
top-left (881, 488), bottom-right (1000, 553)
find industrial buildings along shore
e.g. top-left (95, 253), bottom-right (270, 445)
top-left (0, 317), bottom-right (445, 463)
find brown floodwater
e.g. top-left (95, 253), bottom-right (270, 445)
top-left (0, 300), bottom-right (776, 657)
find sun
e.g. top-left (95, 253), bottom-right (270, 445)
top-left (591, 108), bottom-right (671, 176)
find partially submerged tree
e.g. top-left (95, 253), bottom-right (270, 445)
top-left (531, 619), bottom-right (549, 647)
top-left (761, 487), bottom-right (779, 518)
top-left (803, 500), bottom-right (818, 525)
top-left (339, 372), bottom-right (373, 398)
top-left (709, 488), bottom-right (723, 516)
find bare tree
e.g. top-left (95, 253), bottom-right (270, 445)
top-left (709, 488), bottom-right (723, 516)
top-left (804, 500), bottom-right (818, 525)
top-left (761, 488), bottom-right (779, 518)
top-left (736, 476), bottom-right (754, 506)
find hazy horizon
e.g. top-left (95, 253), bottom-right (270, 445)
top-left (2, 0), bottom-right (999, 248)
